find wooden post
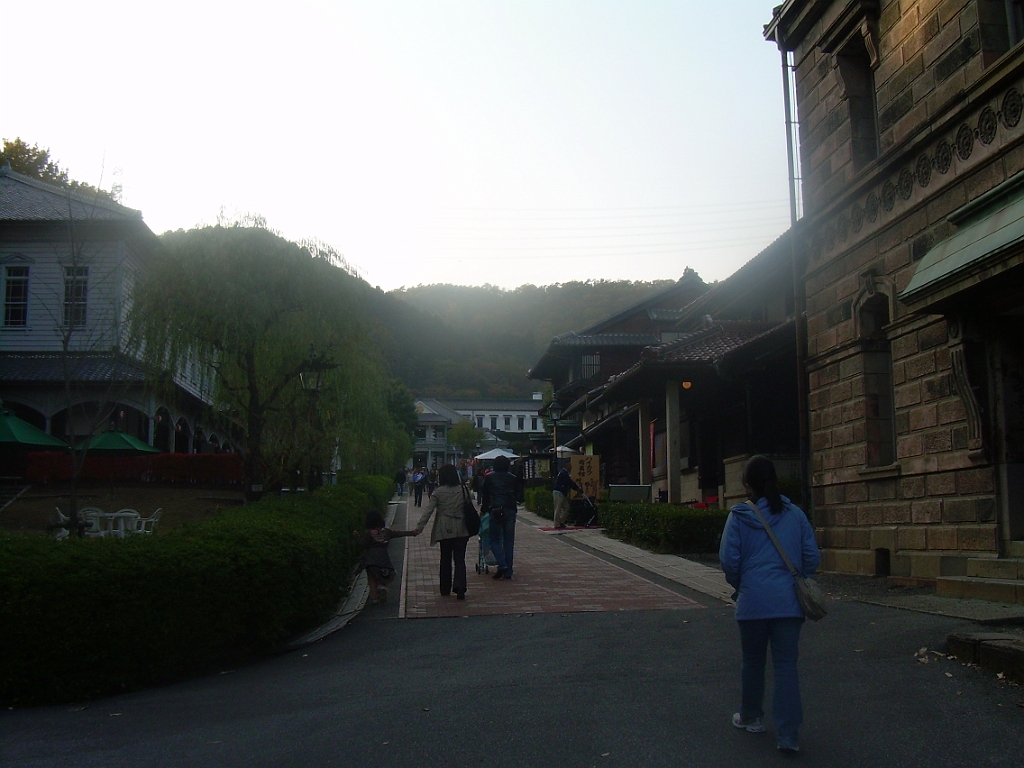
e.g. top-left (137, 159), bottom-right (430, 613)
top-left (666, 380), bottom-right (681, 504)
top-left (638, 399), bottom-right (652, 485)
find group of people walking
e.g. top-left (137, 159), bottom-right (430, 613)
top-left (376, 456), bottom-right (523, 599)
top-left (378, 454), bottom-right (818, 755)
top-left (395, 467), bottom-right (439, 507)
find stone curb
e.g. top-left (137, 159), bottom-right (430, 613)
top-left (287, 498), bottom-right (402, 648)
top-left (946, 632), bottom-right (1024, 683)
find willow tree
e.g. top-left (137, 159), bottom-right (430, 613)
top-left (130, 225), bottom-right (408, 496)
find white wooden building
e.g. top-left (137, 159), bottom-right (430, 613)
top-left (0, 163), bottom-right (217, 453)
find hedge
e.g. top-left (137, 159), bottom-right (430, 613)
top-left (524, 486), bottom-right (553, 519)
top-left (0, 474), bottom-right (391, 707)
top-left (599, 502), bottom-right (729, 554)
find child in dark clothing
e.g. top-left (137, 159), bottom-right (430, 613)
top-left (356, 511), bottom-right (417, 604)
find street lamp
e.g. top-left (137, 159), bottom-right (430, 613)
top-left (549, 400), bottom-right (563, 473)
top-left (300, 343), bottom-right (330, 392)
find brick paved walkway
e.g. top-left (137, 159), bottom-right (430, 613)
top-left (399, 497), bottom-right (702, 619)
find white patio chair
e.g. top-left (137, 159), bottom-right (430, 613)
top-left (80, 507), bottom-right (109, 538)
top-left (134, 508), bottom-right (162, 534)
top-left (111, 509), bottom-right (140, 538)
top-left (51, 507), bottom-right (70, 540)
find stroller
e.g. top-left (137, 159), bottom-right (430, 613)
top-left (567, 495), bottom-right (599, 527)
top-left (475, 510), bottom-right (499, 573)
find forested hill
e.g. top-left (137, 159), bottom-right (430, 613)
top-left (381, 280), bottom-right (674, 398)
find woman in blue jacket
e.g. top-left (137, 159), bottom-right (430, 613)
top-left (719, 455), bottom-right (820, 754)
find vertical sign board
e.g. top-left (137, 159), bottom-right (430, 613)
top-left (570, 455), bottom-right (600, 499)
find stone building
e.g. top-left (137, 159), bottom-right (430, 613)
top-left (767, 0), bottom-right (1024, 597)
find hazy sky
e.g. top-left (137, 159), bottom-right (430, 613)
top-left (2, 1), bottom-right (793, 292)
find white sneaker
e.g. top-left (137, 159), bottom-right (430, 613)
top-left (732, 713), bottom-right (765, 733)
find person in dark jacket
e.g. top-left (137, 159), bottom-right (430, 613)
top-left (412, 468), bottom-right (427, 507)
top-left (719, 455), bottom-right (820, 754)
top-left (480, 454), bottom-right (522, 579)
top-left (552, 466), bottom-right (582, 529)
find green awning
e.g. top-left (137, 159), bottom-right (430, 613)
top-left (75, 428), bottom-right (161, 454)
top-left (0, 408), bottom-right (69, 448)
top-left (900, 171), bottom-right (1024, 312)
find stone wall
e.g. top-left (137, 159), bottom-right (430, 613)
top-left (778, 0), bottom-right (1018, 576)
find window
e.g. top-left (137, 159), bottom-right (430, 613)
top-left (490, 416), bottom-right (497, 431)
top-left (3, 266), bottom-right (28, 326)
top-left (1008, 1), bottom-right (1024, 47)
top-left (476, 415), bottom-right (484, 429)
top-left (581, 353), bottom-right (600, 379)
top-left (835, 35), bottom-right (877, 169)
top-left (504, 415), bottom-right (511, 429)
top-left (63, 266), bottom-right (88, 327)
top-left (860, 294), bottom-right (895, 466)
top-left (517, 416), bottom-right (525, 431)
top-left (532, 417), bottom-right (538, 431)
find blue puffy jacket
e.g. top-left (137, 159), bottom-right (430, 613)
top-left (719, 496), bottom-right (820, 621)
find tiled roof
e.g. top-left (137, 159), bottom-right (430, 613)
top-left (566, 403), bottom-right (640, 448)
top-left (645, 321), bottom-right (780, 365)
top-left (415, 398), bottom-right (465, 423)
top-left (578, 271), bottom-right (706, 335)
top-left (549, 332), bottom-right (661, 347)
top-left (0, 353), bottom-right (149, 383)
top-left (561, 382), bottom-right (608, 418)
top-left (646, 308), bottom-right (684, 321)
top-left (592, 320), bottom-right (790, 404)
top-left (0, 165), bottom-right (144, 223)
top-left (674, 229), bottom-right (793, 329)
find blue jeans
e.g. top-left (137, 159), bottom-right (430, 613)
top-left (738, 617), bottom-right (804, 746)
top-left (488, 510), bottom-right (517, 573)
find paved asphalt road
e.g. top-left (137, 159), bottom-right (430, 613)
top-left (4, 511), bottom-right (1023, 767)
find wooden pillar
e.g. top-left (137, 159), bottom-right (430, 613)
top-left (638, 399), bottom-right (652, 485)
top-left (666, 380), bottom-right (681, 504)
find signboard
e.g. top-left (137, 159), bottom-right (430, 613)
top-left (570, 455), bottom-right (600, 499)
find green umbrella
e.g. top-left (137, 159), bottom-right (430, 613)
top-left (75, 428), bottom-right (161, 454)
top-left (0, 408), bottom-right (69, 448)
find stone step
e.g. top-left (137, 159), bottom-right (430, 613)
top-left (1009, 541), bottom-right (1024, 559)
top-left (966, 557), bottom-right (1024, 580)
top-left (937, 576), bottom-right (1024, 605)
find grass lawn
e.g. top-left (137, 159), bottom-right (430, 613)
top-left (0, 481), bottom-right (246, 535)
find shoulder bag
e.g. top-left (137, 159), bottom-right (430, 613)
top-left (746, 499), bottom-right (827, 621)
top-left (460, 481), bottom-right (481, 537)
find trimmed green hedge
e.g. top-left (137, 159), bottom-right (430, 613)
top-left (524, 486), bottom-right (553, 519)
top-left (0, 475), bottom-right (391, 707)
top-left (600, 502), bottom-right (729, 554)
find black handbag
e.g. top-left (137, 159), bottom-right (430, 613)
top-left (461, 483), bottom-right (481, 537)
top-left (746, 499), bottom-right (827, 621)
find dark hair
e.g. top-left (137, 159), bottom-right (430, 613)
top-left (742, 455), bottom-right (784, 514)
top-left (365, 511), bottom-right (386, 529)
top-left (438, 463), bottom-right (460, 486)
top-left (493, 455), bottom-right (510, 472)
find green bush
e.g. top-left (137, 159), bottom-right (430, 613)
top-left (600, 502), bottom-right (729, 554)
top-left (524, 486), bottom-right (553, 519)
top-left (0, 475), bottom-right (391, 707)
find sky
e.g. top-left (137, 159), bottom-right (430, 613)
top-left (2, 1), bottom-right (794, 292)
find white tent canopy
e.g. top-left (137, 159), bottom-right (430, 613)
top-left (474, 448), bottom-right (519, 460)
top-left (555, 445), bottom-right (579, 457)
